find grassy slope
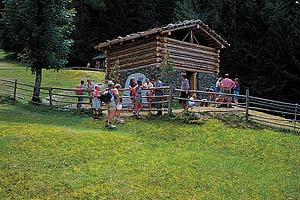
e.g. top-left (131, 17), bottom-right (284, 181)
top-left (0, 102), bottom-right (299, 199)
top-left (0, 50), bottom-right (104, 88)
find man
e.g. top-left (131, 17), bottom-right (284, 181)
top-left (105, 81), bottom-right (118, 129)
top-left (179, 73), bottom-right (190, 110)
top-left (219, 74), bottom-right (235, 107)
top-left (143, 78), bottom-right (153, 109)
top-left (76, 80), bottom-right (85, 109)
top-left (153, 77), bottom-right (163, 115)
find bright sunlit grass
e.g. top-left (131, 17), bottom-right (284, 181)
top-left (0, 102), bottom-right (299, 199)
top-left (0, 49), bottom-right (104, 88)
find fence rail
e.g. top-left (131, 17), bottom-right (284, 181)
top-left (0, 78), bottom-right (299, 132)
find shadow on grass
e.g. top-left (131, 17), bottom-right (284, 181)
top-left (0, 96), bottom-right (94, 129)
top-left (1, 95), bottom-right (299, 138)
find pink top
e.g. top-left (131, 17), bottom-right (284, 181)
top-left (220, 78), bottom-right (234, 88)
top-left (93, 89), bottom-right (100, 97)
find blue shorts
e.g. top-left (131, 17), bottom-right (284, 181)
top-left (233, 91), bottom-right (239, 101)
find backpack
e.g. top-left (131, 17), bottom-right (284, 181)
top-left (75, 85), bottom-right (83, 95)
top-left (99, 89), bottom-right (113, 103)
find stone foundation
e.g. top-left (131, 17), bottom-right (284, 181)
top-left (118, 66), bottom-right (218, 94)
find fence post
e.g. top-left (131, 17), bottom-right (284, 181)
top-left (13, 79), bottom-right (17, 102)
top-left (168, 86), bottom-right (174, 116)
top-left (294, 103), bottom-right (298, 131)
top-left (48, 88), bottom-right (53, 107)
top-left (245, 89), bottom-right (249, 120)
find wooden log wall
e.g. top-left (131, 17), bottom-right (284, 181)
top-left (105, 35), bottom-right (220, 74)
top-left (106, 36), bottom-right (161, 71)
top-left (159, 37), bottom-right (220, 74)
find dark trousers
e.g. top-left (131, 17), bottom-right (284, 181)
top-left (179, 92), bottom-right (188, 105)
top-left (77, 96), bottom-right (83, 109)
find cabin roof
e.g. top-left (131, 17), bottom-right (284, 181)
top-left (95, 19), bottom-right (230, 50)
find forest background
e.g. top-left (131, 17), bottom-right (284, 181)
top-left (0, 0), bottom-right (299, 103)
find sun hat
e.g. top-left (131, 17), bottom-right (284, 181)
top-left (107, 81), bottom-right (114, 86)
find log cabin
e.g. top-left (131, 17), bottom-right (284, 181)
top-left (94, 19), bottom-right (230, 90)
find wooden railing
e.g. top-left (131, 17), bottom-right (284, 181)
top-left (173, 88), bottom-right (300, 131)
top-left (1, 78), bottom-right (299, 131)
top-left (0, 78), bottom-right (170, 112)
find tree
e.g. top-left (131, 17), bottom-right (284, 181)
top-left (68, 0), bottom-right (179, 66)
top-left (174, 0), bottom-right (300, 103)
top-left (0, 0), bottom-right (74, 102)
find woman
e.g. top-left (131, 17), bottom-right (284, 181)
top-left (129, 77), bottom-right (137, 110)
top-left (92, 85), bottom-right (101, 119)
top-left (134, 80), bottom-right (143, 119)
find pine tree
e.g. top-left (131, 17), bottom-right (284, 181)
top-left (173, 0), bottom-right (300, 103)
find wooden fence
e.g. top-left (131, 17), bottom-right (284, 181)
top-left (173, 88), bottom-right (300, 131)
top-left (0, 77), bottom-right (299, 131)
top-left (0, 78), bottom-right (170, 112)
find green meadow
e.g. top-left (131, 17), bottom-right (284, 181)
top-left (1, 50), bottom-right (300, 199)
top-left (0, 50), bottom-right (104, 88)
top-left (0, 100), bottom-right (299, 199)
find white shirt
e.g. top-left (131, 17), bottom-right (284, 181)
top-left (189, 97), bottom-right (196, 107)
top-left (143, 82), bottom-right (153, 89)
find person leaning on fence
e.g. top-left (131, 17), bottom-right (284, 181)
top-left (232, 78), bottom-right (240, 108)
top-left (92, 85), bottom-right (101, 119)
top-left (143, 78), bottom-right (153, 109)
top-left (219, 74), bottom-right (235, 107)
top-left (114, 84), bottom-right (124, 124)
top-left (179, 73), bottom-right (190, 110)
top-left (105, 81), bottom-right (118, 129)
top-left (153, 77), bottom-right (163, 116)
top-left (76, 80), bottom-right (85, 109)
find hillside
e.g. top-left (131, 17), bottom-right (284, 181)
top-left (0, 50), bottom-right (104, 88)
top-left (0, 101), bottom-right (299, 199)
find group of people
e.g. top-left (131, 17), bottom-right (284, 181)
top-left (128, 76), bottom-right (163, 118)
top-left (215, 74), bottom-right (240, 107)
top-left (75, 76), bottom-right (164, 129)
top-left (75, 73), bottom-right (240, 128)
top-left (75, 78), bottom-right (120, 129)
top-left (179, 73), bottom-right (240, 109)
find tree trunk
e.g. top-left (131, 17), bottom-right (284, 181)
top-left (32, 68), bottom-right (42, 102)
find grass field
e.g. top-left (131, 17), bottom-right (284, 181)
top-left (0, 50), bottom-right (104, 88)
top-left (0, 99), bottom-right (300, 199)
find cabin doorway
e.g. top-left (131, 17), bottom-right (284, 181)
top-left (186, 71), bottom-right (197, 90)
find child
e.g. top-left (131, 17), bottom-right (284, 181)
top-left (189, 94), bottom-right (198, 107)
top-left (233, 78), bottom-right (240, 108)
top-left (114, 84), bottom-right (124, 123)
